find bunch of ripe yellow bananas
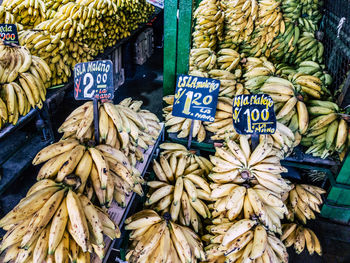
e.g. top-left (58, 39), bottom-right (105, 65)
top-left (209, 69), bottom-right (244, 97)
top-left (287, 184), bottom-right (326, 224)
top-left (203, 219), bottom-right (288, 262)
top-left (2, 0), bottom-right (47, 29)
top-left (192, 0), bottom-right (224, 50)
top-left (210, 183), bottom-right (289, 234)
top-left (146, 143), bottom-right (212, 232)
top-left (124, 209), bottom-right (206, 263)
top-left (302, 101), bottom-right (349, 160)
top-left (32, 139), bottom-right (145, 208)
top-left (209, 136), bottom-right (292, 195)
top-left (0, 6), bottom-right (23, 29)
top-left (282, 223), bottom-right (322, 256)
top-left (220, 0), bottom-right (258, 48)
top-left (18, 29), bottom-right (73, 86)
top-left (0, 181), bottom-right (120, 262)
top-left (58, 98), bottom-right (162, 165)
top-left (0, 41), bottom-right (52, 129)
top-left (240, 0), bottom-right (283, 58)
top-left (163, 95), bottom-right (207, 142)
top-left (189, 48), bottom-right (217, 72)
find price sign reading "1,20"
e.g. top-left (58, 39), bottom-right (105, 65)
top-left (232, 94), bottom-right (276, 135)
top-left (74, 60), bottom-right (114, 101)
top-left (172, 74), bottom-right (220, 122)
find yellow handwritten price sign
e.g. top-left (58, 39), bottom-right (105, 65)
top-left (172, 74), bottom-right (220, 122)
top-left (232, 94), bottom-right (276, 134)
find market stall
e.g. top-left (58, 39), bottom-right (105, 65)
top-left (0, 0), bottom-right (350, 262)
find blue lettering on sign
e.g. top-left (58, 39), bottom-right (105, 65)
top-left (74, 60), bottom-right (114, 101)
top-left (172, 74), bottom-right (220, 122)
top-left (232, 94), bottom-right (276, 135)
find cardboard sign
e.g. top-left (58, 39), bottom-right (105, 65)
top-left (0, 24), bottom-right (19, 46)
top-left (74, 60), bottom-right (114, 101)
top-left (232, 94), bottom-right (276, 135)
top-left (172, 74), bottom-right (220, 122)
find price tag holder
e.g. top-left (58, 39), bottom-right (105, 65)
top-left (172, 74), bottom-right (220, 148)
top-left (0, 24), bottom-right (19, 46)
top-left (74, 60), bottom-right (114, 101)
top-left (232, 94), bottom-right (276, 135)
top-left (74, 60), bottom-right (114, 143)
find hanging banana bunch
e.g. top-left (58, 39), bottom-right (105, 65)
top-left (32, 138), bottom-right (144, 208)
top-left (302, 100), bottom-right (349, 160)
top-left (219, 0), bottom-right (258, 49)
top-left (286, 184), bottom-right (326, 224)
top-left (240, 0), bottom-right (283, 58)
top-left (124, 209), bottom-right (206, 263)
top-left (58, 98), bottom-right (162, 165)
top-left (282, 223), bottom-right (322, 256)
top-left (210, 183), bottom-right (289, 233)
top-left (209, 136), bottom-right (292, 195)
top-left (0, 182), bottom-right (120, 262)
top-left (204, 219), bottom-right (288, 262)
top-left (192, 0), bottom-right (224, 50)
top-left (146, 143), bottom-right (212, 232)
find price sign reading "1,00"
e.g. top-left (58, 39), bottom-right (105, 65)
top-left (232, 94), bottom-right (276, 135)
top-left (172, 74), bottom-right (220, 122)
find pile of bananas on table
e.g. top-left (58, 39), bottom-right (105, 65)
top-left (146, 143), bottom-right (212, 232)
top-left (3, 0), bottom-right (154, 86)
top-left (0, 40), bottom-right (52, 129)
top-left (0, 180), bottom-right (120, 262)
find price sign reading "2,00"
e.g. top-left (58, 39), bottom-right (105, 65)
top-left (74, 60), bottom-right (114, 101)
top-left (232, 94), bottom-right (276, 135)
top-left (172, 74), bottom-right (220, 122)
top-left (0, 24), bottom-right (19, 45)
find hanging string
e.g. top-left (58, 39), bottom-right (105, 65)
top-left (337, 17), bottom-right (346, 38)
